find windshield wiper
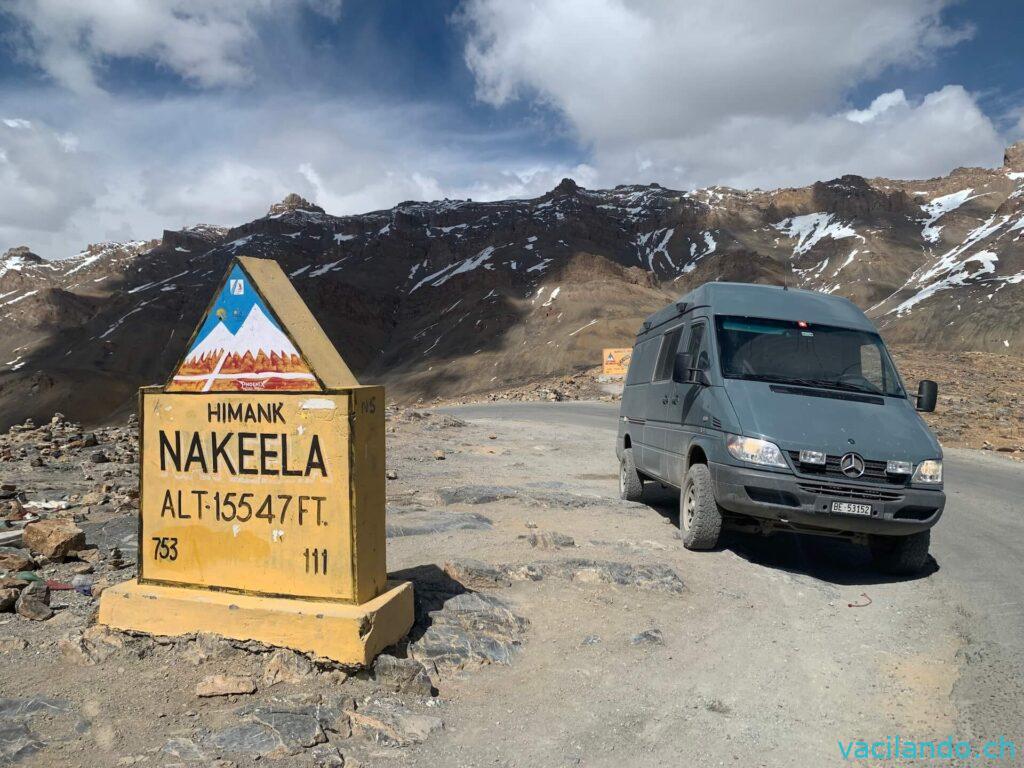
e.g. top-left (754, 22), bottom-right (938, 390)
top-left (779, 378), bottom-right (884, 396)
top-left (730, 373), bottom-right (887, 396)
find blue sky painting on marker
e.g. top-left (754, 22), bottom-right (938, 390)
top-left (187, 265), bottom-right (280, 352)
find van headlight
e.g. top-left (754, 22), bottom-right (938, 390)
top-left (726, 434), bottom-right (787, 468)
top-left (912, 459), bottom-right (943, 484)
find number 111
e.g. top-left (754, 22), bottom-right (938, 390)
top-left (304, 548), bottom-right (327, 575)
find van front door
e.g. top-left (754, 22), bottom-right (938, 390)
top-left (659, 320), bottom-right (707, 486)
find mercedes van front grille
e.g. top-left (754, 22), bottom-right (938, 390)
top-left (788, 451), bottom-right (908, 486)
top-left (796, 481), bottom-right (904, 502)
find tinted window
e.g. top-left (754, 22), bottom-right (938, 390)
top-left (625, 339), bottom-right (658, 385)
top-left (684, 322), bottom-right (706, 369)
top-left (653, 327), bottom-right (683, 381)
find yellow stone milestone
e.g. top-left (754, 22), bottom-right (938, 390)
top-left (98, 256), bottom-right (413, 665)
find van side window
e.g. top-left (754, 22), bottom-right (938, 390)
top-left (625, 339), bottom-right (658, 385)
top-left (685, 322), bottom-right (706, 369)
top-left (652, 328), bottom-right (683, 381)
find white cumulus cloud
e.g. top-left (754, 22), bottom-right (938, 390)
top-left (459, 0), bottom-right (1004, 187)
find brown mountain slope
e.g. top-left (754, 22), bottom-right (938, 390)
top-left (1, 146), bottom-right (1023, 428)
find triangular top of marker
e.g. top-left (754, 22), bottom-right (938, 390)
top-left (166, 256), bottom-right (357, 393)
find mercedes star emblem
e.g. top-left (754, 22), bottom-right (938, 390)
top-left (840, 452), bottom-right (865, 478)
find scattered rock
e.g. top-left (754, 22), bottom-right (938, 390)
top-left (411, 592), bottom-right (529, 674)
top-left (387, 510), bottom-right (492, 538)
top-left (89, 451), bottom-right (110, 464)
top-left (443, 559), bottom-right (511, 589)
top-left (58, 626), bottom-right (127, 666)
top-left (0, 636), bottom-right (28, 652)
top-left (263, 648), bottom-right (316, 686)
top-left (196, 675), bottom-right (257, 698)
top-left (630, 628), bottom-right (664, 646)
top-left (433, 450), bottom-right (446, 460)
top-left (436, 485), bottom-right (519, 505)
top-left (386, 469), bottom-right (399, 480)
top-left (22, 519), bottom-right (86, 560)
top-left (15, 581), bottom-right (52, 621)
top-left (207, 705), bottom-right (326, 758)
top-left (372, 654), bottom-right (434, 696)
top-left (523, 531), bottom-right (575, 550)
top-left (162, 737), bottom-right (208, 762)
top-left (581, 635), bottom-right (601, 646)
top-left (347, 699), bottom-right (443, 746)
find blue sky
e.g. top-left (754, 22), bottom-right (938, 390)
top-left (0, 0), bottom-right (1021, 259)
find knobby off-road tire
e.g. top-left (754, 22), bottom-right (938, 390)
top-left (869, 530), bottom-right (931, 574)
top-left (680, 463), bottom-right (723, 550)
top-left (619, 448), bottom-right (645, 502)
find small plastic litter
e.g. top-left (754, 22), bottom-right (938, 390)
top-left (71, 574), bottom-right (94, 596)
top-left (45, 580), bottom-right (74, 591)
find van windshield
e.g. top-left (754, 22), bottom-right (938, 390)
top-left (715, 316), bottom-right (904, 397)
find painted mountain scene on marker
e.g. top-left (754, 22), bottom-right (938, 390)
top-left (167, 264), bottom-right (319, 392)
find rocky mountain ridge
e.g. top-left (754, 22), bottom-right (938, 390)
top-left (1, 144), bottom-right (1023, 428)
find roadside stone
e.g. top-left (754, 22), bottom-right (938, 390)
top-left (539, 559), bottom-right (684, 594)
top-left (630, 628), bottom-right (664, 646)
top-left (433, 449), bottom-right (446, 460)
top-left (162, 737), bottom-right (207, 762)
top-left (0, 636), bottom-right (28, 652)
top-left (523, 531), bottom-right (575, 550)
top-left (443, 558), bottom-right (511, 589)
top-left (0, 548), bottom-right (32, 572)
top-left (196, 675), bottom-right (257, 698)
top-left (436, 485), bottom-right (519, 505)
top-left (16, 580), bottom-right (52, 621)
top-left (207, 707), bottom-right (326, 758)
top-left (347, 699), bottom-right (443, 746)
top-left (386, 509), bottom-right (492, 538)
top-left (89, 450), bottom-right (110, 463)
top-left (372, 654), bottom-right (434, 695)
top-left (22, 519), bottom-right (86, 559)
top-left (263, 648), bottom-right (316, 686)
top-left (0, 588), bottom-right (20, 612)
top-left (307, 743), bottom-right (345, 766)
top-left (59, 625), bottom-right (128, 665)
top-left (0, 720), bottom-right (41, 764)
top-left (410, 592), bottom-right (529, 674)
top-left (181, 632), bottom-right (236, 665)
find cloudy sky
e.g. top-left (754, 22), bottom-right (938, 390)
top-left (0, 0), bottom-right (1021, 259)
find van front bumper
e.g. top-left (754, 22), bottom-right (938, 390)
top-left (709, 461), bottom-right (944, 536)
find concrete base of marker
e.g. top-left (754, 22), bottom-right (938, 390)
top-left (98, 580), bottom-right (414, 667)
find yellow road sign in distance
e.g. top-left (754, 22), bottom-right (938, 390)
top-left (603, 348), bottom-right (632, 376)
top-left (139, 389), bottom-right (383, 603)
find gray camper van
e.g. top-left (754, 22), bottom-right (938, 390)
top-left (616, 282), bottom-right (945, 574)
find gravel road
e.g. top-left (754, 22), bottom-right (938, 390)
top-left (438, 400), bottom-right (1024, 766)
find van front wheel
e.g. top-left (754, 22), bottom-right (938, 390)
top-left (869, 530), bottom-right (930, 574)
top-left (619, 448), bottom-right (644, 502)
top-left (680, 463), bottom-right (722, 550)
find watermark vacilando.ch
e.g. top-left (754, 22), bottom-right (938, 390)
top-left (838, 735), bottom-right (1017, 761)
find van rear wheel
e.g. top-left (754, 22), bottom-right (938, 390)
top-left (680, 463), bottom-right (722, 550)
top-left (869, 530), bottom-right (930, 574)
top-left (619, 448), bottom-right (644, 502)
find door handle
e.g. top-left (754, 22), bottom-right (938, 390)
top-left (671, 395), bottom-right (679, 405)
top-left (661, 396), bottom-right (669, 405)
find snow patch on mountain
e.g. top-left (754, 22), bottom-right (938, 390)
top-left (773, 214), bottom-right (862, 256)
top-left (920, 189), bottom-right (977, 244)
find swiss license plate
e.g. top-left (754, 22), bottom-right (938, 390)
top-left (831, 501), bottom-right (872, 516)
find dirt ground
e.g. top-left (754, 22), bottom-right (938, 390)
top-left (1, 404), bottom-right (1020, 767)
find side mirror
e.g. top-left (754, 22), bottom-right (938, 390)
top-left (916, 379), bottom-right (938, 412)
top-left (672, 352), bottom-right (692, 383)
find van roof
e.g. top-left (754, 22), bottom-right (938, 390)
top-left (640, 282), bottom-right (876, 336)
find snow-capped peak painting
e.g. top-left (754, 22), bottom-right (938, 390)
top-left (167, 264), bottom-right (319, 392)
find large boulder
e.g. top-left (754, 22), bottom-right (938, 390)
top-left (22, 520), bottom-right (85, 560)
